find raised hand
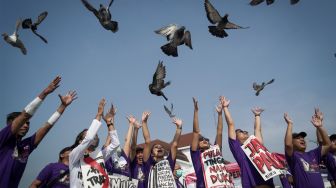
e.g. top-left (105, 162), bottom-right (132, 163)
top-left (284, 113), bottom-right (293, 125)
top-left (221, 96), bottom-right (230, 108)
top-left (42, 76), bottom-right (61, 96)
top-left (127, 115), bottom-right (137, 125)
top-left (311, 115), bottom-right (323, 128)
top-left (193, 97), bottom-right (198, 111)
top-left (215, 104), bottom-right (222, 113)
top-left (103, 103), bottom-right (117, 124)
top-left (97, 98), bottom-right (106, 117)
top-left (142, 111), bottom-right (151, 122)
top-left (134, 119), bottom-right (142, 129)
top-left (172, 117), bottom-right (182, 129)
top-left (58, 91), bottom-right (77, 107)
top-left (314, 108), bottom-right (323, 121)
top-left (252, 107), bottom-right (264, 116)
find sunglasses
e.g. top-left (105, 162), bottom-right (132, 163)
top-left (199, 137), bottom-right (209, 142)
top-left (236, 129), bottom-right (248, 134)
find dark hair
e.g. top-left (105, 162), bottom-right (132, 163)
top-left (6, 112), bottom-right (21, 124)
top-left (59, 146), bottom-right (72, 162)
top-left (70, 129), bottom-right (88, 149)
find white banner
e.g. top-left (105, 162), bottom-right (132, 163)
top-left (200, 145), bottom-right (234, 188)
top-left (241, 135), bottom-right (285, 181)
top-left (148, 159), bottom-right (177, 188)
top-left (108, 174), bottom-right (138, 188)
top-left (80, 151), bottom-right (109, 188)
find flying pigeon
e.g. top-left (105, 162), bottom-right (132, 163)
top-left (149, 61), bottom-right (171, 101)
top-left (204, 0), bottom-right (249, 38)
top-left (81, 0), bottom-right (118, 33)
top-left (253, 79), bottom-right (274, 96)
top-left (2, 19), bottom-right (27, 55)
top-left (290, 0), bottom-right (300, 5)
top-left (22, 11), bottom-right (48, 43)
top-left (155, 24), bottom-right (192, 57)
top-left (249, 0), bottom-right (274, 6)
top-left (164, 103), bottom-right (175, 118)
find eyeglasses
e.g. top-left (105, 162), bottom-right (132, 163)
top-left (199, 137), bottom-right (209, 142)
top-left (236, 129), bottom-right (248, 134)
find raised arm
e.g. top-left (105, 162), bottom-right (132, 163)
top-left (124, 115), bottom-right (138, 157)
top-left (284, 113), bottom-right (294, 157)
top-left (102, 104), bottom-right (117, 148)
top-left (171, 118), bottom-right (182, 161)
top-left (141, 111), bottom-right (151, 162)
top-left (222, 97), bottom-right (235, 140)
top-left (11, 76), bottom-right (61, 135)
top-left (252, 107), bottom-right (264, 144)
top-left (130, 120), bottom-right (142, 161)
top-left (215, 96), bottom-right (224, 151)
top-left (311, 108), bottom-right (331, 156)
top-left (34, 91), bottom-right (77, 146)
top-left (191, 97), bottom-right (200, 151)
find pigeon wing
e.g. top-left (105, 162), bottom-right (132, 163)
top-left (266, 79), bottom-right (274, 85)
top-left (183, 31), bottom-right (193, 49)
top-left (32, 30), bottom-right (48, 43)
top-left (16, 39), bottom-right (27, 55)
top-left (225, 21), bottom-right (249, 29)
top-left (250, 0), bottom-right (264, 6)
top-left (81, 0), bottom-right (99, 15)
top-left (152, 61), bottom-right (166, 88)
top-left (35, 11), bottom-right (48, 25)
top-left (204, 0), bottom-right (222, 24)
top-left (107, 0), bottom-right (114, 9)
top-left (164, 105), bottom-right (173, 118)
top-left (155, 24), bottom-right (178, 41)
top-left (15, 19), bottom-right (22, 35)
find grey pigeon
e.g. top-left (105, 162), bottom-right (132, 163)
top-left (253, 79), bottom-right (274, 96)
top-left (81, 0), bottom-right (118, 33)
top-left (22, 11), bottom-right (48, 43)
top-left (204, 0), bottom-right (249, 38)
top-left (155, 24), bottom-right (192, 57)
top-left (290, 0), bottom-right (300, 5)
top-left (164, 103), bottom-right (175, 118)
top-left (249, 0), bottom-right (274, 6)
top-left (149, 61), bottom-right (171, 101)
top-left (2, 19), bottom-right (27, 55)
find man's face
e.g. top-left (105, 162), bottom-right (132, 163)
top-left (198, 137), bottom-right (210, 150)
top-left (136, 150), bottom-right (144, 165)
top-left (17, 121), bottom-right (30, 137)
top-left (236, 129), bottom-right (249, 144)
top-left (152, 144), bottom-right (164, 158)
top-left (330, 140), bottom-right (336, 152)
top-left (292, 136), bottom-right (306, 152)
top-left (61, 150), bottom-right (71, 162)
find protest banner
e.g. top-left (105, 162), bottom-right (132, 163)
top-left (241, 135), bottom-right (285, 181)
top-left (80, 151), bottom-right (109, 188)
top-left (200, 145), bottom-right (234, 188)
top-left (148, 159), bottom-right (177, 188)
top-left (108, 174), bottom-right (138, 188)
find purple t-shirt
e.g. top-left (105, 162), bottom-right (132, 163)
top-left (229, 138), bottom-right (274, 188)
top-left (279, 174), bottom-right (292, 188)
top-left (0, 125), bottom-right (37, 188)
top-left (175, 179), bottom-right (184, 188)
top-left (190, 148), bottom-right (206, 188)
top-left (130, 158), bottom-right (145, 188)
top-left (143, 152), bottom-right (175, 187)
top-left (323, 152), bottom-right (336, 182)
top-left (36, 162), bottom-right (69, 188)
top-left (286, 146), bottom-right (324, 188)
top-left (105, 149), bottom-right (131, 177)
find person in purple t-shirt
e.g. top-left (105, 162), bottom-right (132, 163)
top-left (0, 76), bottom-right (77, 188)
top-left (30, 146), bottom-right (72, 188)
top-left (222, 96), bottom-right (274, 188)
top-left (141, 111), bottom-right (183, 188)
top-left (189, 97), bottom-right (225, 188)
top-left (283, 108), bottom-right (331, 188)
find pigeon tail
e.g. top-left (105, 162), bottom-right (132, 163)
top-left (290, 0), bottom-right (299, 5)
top-left (161, 43), bottom-right (178, 57)
top-left (266, 0), bottom-right (275, 5)
top-left (250, 0), bottom-right (264, 6)
top-left (110, 21), bottom-right (118, 33)
top-left (208, 26), bottom-right (228, 38)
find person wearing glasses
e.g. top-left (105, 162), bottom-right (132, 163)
top-left (0, 76), bottom-right (77, 188)
top-left (284, 109), bottom-right (331, 188)
top-left (190, 97), bottom-right (225, 188)
top-left (222, 96), bottom-right (274, 188)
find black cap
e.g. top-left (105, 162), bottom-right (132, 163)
top-left (329, 134), bottom-right (336, 141)
top-left (292, 132), bottom-right (307, 139)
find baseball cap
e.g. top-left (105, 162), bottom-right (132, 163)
top-left (292, 132), bottom-right (307, 139)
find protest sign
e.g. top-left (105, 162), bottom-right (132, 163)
top-left (201, 145), bottom-right (234, 188)
top-left (241, 135), bottom-right (285, 181)
top-left (80, 151), bottom-right (109, 188)
top-left (108, 174), bottom-right (138, 188)
top-left (148, 159), bottom-right (177, 188)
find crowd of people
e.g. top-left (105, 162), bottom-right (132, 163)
top-left (0, 76), bottom-right (335, 188)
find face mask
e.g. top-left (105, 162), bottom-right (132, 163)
top-left (176, 169), bottom-right (183, 178)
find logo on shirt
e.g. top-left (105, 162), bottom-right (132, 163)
top-left (300, 158), bottom-right (319, 173)
top-left (12, 145), bottom-right (30, 163)
top-left (137, 167), bottom-right (145, 181)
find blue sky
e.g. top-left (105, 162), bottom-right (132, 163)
top-left (1, 0), bottom-right (336, 187)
